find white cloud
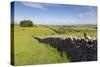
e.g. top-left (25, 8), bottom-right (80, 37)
top-left (21, 2), bottom-right (59, 10)
top-left (78, 7), bottom-right (96, 19)
top-left (21, 2), bottom-right (46, 10)
top-left (78, 12), bottom-right (93, 18)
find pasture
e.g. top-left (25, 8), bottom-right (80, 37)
top-left (12, 25), bottom-right (97, 65)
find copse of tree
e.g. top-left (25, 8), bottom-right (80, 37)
top-left (20, 20), bottom-right (34, 27)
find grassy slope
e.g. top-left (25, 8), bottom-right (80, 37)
top-left (13, 25), bottom-right (96, 65)
top-left (14, 25), bottom-right (69, 65)
top-left (47, 26), bottom-right (96, 37)
top-left (64, 29), bottom-right (96, 37)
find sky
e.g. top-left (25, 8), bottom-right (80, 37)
top-left (11, 1), bottom-right (97, 25)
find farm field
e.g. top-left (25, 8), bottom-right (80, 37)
top-left (12, 25), bottom-right (97, 65)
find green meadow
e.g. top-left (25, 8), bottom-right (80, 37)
top-left (12, 25), bottom-right (96, 65)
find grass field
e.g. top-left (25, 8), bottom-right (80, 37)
top-left (12, 25), bottom-right (97, 65)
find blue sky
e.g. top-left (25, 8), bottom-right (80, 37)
top-left (12, 1), bottom-right (97, 25)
